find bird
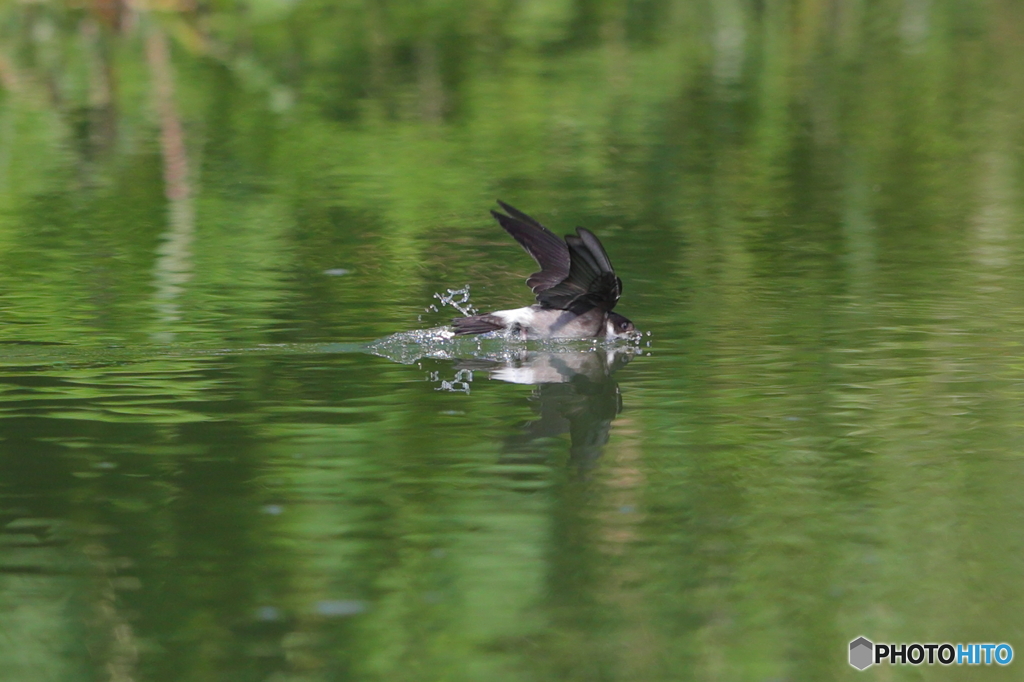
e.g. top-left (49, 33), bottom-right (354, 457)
top-left (452, 201), bottom-right (635, 339)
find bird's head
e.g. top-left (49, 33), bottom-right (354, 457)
top-left (606, 312), bottom-right (635, 338)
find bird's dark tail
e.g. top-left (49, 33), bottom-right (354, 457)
top-left (452, 314), bottom-right (506, 336)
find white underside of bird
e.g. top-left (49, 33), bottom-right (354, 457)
top-left (487, 306), bottom-right (630, 340)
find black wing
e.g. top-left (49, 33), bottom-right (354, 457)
top-left (491, 201), bottom-right (570, 294)
top-left (536, 227), bottom-right (622, 312)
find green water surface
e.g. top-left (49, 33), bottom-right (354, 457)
top-left (1, 2), bottom-right (1023, 681)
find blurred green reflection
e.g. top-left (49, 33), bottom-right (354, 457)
top-left (1, 1), bottom-right (1024, 681)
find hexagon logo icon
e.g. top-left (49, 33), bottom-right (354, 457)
top-left (849, 637), bottom-right (874, 670)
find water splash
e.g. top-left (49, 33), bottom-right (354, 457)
top-left (434, 368), bottom-right (473, 393)
top-left (365, 327), bottom-right (458, 365)
top-left (432, 286), bottom-right (477, 316)
top-left (367, 327), bottom-right (644, 365)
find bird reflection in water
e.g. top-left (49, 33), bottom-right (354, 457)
top-left (451, 348), bottom-right (636, 473)
top-left (366, 329), bottom-right (640, 471)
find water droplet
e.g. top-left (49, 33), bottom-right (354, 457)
top-left (432, 285), bottom-right (477, 315)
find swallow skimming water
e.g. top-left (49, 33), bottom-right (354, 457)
top-left (452, 202), bottom-right (635, 339)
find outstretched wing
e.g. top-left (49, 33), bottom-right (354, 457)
top-left (536, 227), bottom-right (622, 312)
top-left (491, 201), bottom-right (570, 294)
